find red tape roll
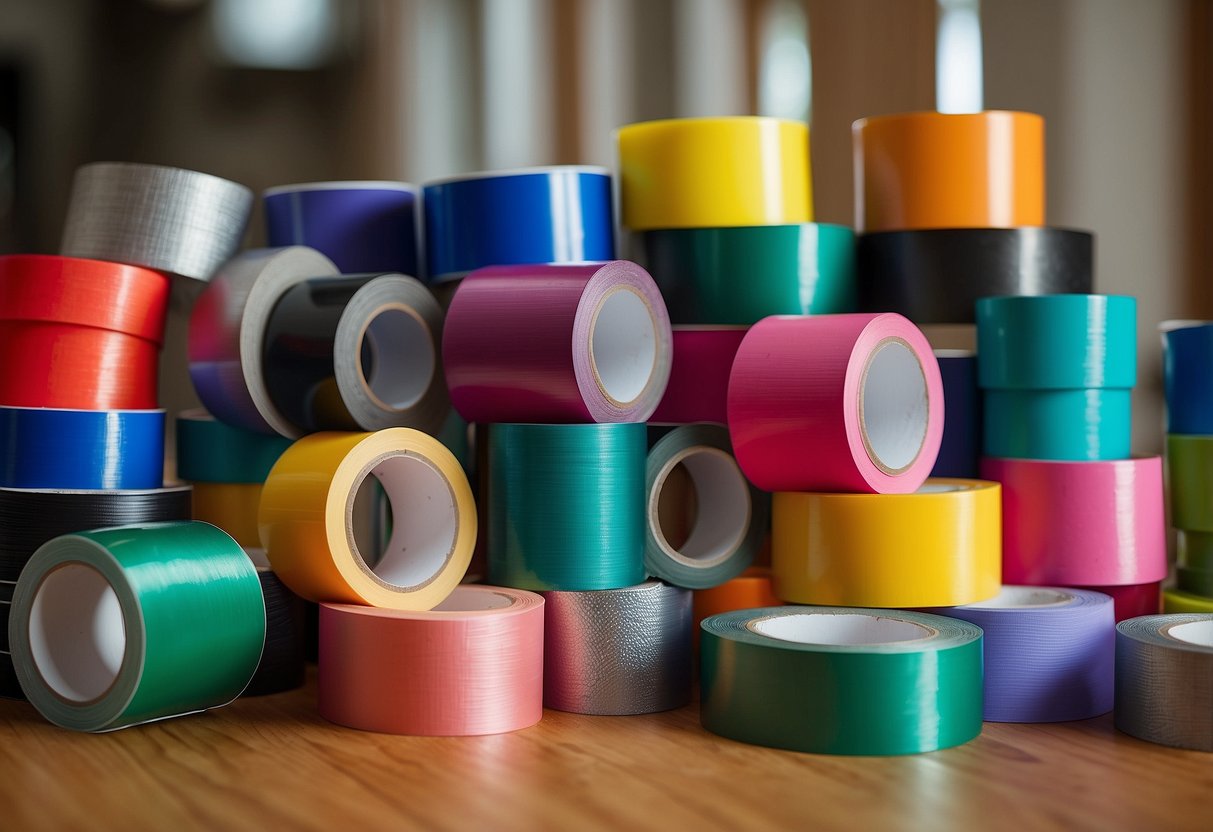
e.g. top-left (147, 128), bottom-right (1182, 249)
top-left (651, 326), bottom-right (746, 425)
top-left (1072, 582), bottom-right (1161, 623)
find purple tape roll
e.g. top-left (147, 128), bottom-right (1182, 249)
top-left (928, 586), bottom-right (1115, 722)
top-left (442, 261), bottom-right (672, 423)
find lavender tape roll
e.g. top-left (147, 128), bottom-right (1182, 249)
top-left (930, 586), bottom-right (1115, 722)
top-left (443, 261), bottom-right (672, 423)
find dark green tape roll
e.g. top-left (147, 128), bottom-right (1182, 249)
top-left (1168, 435), bottom-right (1213, 531)
top-left (983, 388), bottom-right (1130, 460)
top-left (1178, 529), bottom-right (1213, 570)
top-left (176, 410), bottom-right (294, 483)
top-left (1177, 565), bottom-right (1213, 598)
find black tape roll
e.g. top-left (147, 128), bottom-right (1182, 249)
top-left (0, 486), bottom-right (193, 581)
top-left (857, 228), bottom-right (1094, 324)
top-left (0, 651), bottom-right (20, 700)
top-left (244, 567), bottom-right (307, 697)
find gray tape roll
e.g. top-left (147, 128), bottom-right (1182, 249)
top-left (60, 162), bottom-right (253, 282)
top-left (1115, 614), bottom-right (1213, 751)
top-left (542, 581), bottom-right (691, 714)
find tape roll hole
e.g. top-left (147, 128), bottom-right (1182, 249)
top-left (861, 339), bottom-right (929, 474)
top-left (753, 612), bottom-right (932, 646)
top-left (359, 454), bottom-right (456, 589)
top-left (359, 307), bottom-right (434, 411)
top-left (655, 447), bottom-right (750, 564)
top-left (966, 586), bottom-right (1072, 609)
top-left (28, 563), bottom-right (126, 702)
top-left (1166, 620), bottom-right (1213, 647)
top-left (591, 288), bottom-right (658, 405)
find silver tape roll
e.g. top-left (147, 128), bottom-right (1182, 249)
top-left (542, 580), bottom-right (691, 715)
top-left (60, 162), bottom-right (253, 282)
top-left (188, 247), bottom-right (338, 436)
top-left (1115, 614), bottom-right (1213, 751)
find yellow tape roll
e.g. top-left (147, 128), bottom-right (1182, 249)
top-left (772, 479), bottom-right (1001, 607)
top-left (259, 428), bottom-right (475, 609)
top-left (1162, 589), bottom-right (1213, 614)
top-left (192, 482), bottom-right (262, 548)
top-left (617, 117), bottom-right (812, 230)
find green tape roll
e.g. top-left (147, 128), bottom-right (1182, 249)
top-left (1163, 588), bottom-right (1213, 614)
top-left (1177, 529), bottom-right (1213, 570)
top-left (1167, 435), bottom-right (1213, 531)
top-left (644, 424), bottom-right (768, 589)
top-left (8, 521), bottom-right (265, 732)
top-left (700, 606), bottom-right (983, 755)
top-left (1177, 565), bottom-right (1213, 598)
top-left (488, 423), bottom-right (646, 590)
top-left (176, 409), bottom-right (294, 483)
top-left (983, 388), bottom-right (1131, 460)
top-left (642, 224), bottom-right (856, 325)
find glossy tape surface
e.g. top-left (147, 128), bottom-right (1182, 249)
top-left (1115, 614), bottom-right (1213, 751)
top-left (693, 567), bottom-right (783, 637)
top-left (932, 350), bottom-right (980, 478)
top-left (983, 388), bottom-right (1131, 460)
top-left (1073, 582), bottom-right (1161, 622)
top-left (1162, 321), bottom-right (1213, 434)
top-left (650, 327), bottom-right (745, 425)
top-left (1162, 589), bottom-right (1213, 614)
top-left (192, 482), bottom-right (263, 549)
top-left (175, 410), bottom-right (293, 483)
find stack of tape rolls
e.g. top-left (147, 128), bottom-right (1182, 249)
top-left (692, 567), bottom-right (782, 646)
top-left (932, 349), bottom-right (981, 477)
top-left (1115, 614), bottom-right (1213, 751)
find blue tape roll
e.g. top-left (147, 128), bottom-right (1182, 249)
top-left (983, 388), bottom-right (1131, 460)
top-left (932, 351), bottom-right (980, 478)
top-left (0, 406), bottom-right (164, 489)
top-left (423, 167), bottom-right (614, 283)
top-left (1162, 322), bottom-right (1213, 434)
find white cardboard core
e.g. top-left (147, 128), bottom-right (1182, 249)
top-left (591, 287), bottom-right (657, 404)
top-left (862, 339), bottom-right (928, 472)
top-left (364, 454), bottom-right (456, 588)
top-left (753, 612), bottom-right (932, 646)
top-left (28, 563), bottom-right (126, 702)
top-left (966, 586), bottom-right (1073, 609)
top-left (656, 448), bottom-right (750, 563)
top-left (432, 588), bottom-right (516, 612)
top-left (1167, 620), bottom-right (1213, 647)
top-left (361, 307), bottom-right (434, 410)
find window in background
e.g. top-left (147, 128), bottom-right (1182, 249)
top-left (758, 0), bottom-right (811, 124)
top-left (936, 0), bottom-right (983, 113)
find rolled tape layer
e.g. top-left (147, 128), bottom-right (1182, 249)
top-left (929, 586), bottom-right (1114, 722)
top-left (543, 581), bottom-right (691, 715)
top-left (650, 327), bottom-right (745, 425)
top-left (423, 167), bottom-right (614, 282)
top-left (1115, 614), bottom-right (1213, 751)
top-left (618, 117), bottom-right (812, 229)
top-left (981, 456), bottom-right (1166, 585)
top-left (931, 350), bottom-right (980, 478)
top-left (443, 261), bottom-right (672, 423)
top-left (176, 410), bottom-right (293, 483)
top-left (1166, 435), bottom-right (1213, 531)
top-left (1163, 589), bottom-right (1213, 614)
top-left (1075, 582), bottom-right (1161, 622)
top-left (188, 246), bottom-right (339, 436)
top-left (727, 313), bottom-right (944, 493)
top-left (244, 564), bottom-right (306, 697)
top-left (772, 479), bottom-right (1001, 607)
top-left (645, 424), bottom-right (767, 589)
top-left (1176, 565), bottom-right (1213, 598)
top-left (259, 428), bottom-right (475, 608)
top-left (641, 224), bottom-right (854, 324)
top-left (9, 521), bottom-right (265, 732)
top-left (857, 228), bottom-right (1093, 323)
top-left (60, 162), bottom-right (253, 281)
top-left (1179, 530), bottom-right (1213, 569)
top-left (488, 423), bottom-right (645, 591)
top-left (854, 110), bottom-right (1043, 232)
top-left (701, 607), bottom-right (983, 755)
top-left (983, 388), bottom-right (1130, 460)
top-left (0, 406), bottom-right (164, 489)
top-left (264, 181), bottom-right (419, 275)
top-left (319, 585), bottom-right (544, 735)
top-left (1162, 321), bottom-right (1213, 433)
top-left (192, 482), bottom-right (263, 549)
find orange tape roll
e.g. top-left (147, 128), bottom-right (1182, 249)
top-left (693, 566), bottom-right (782, 637)
top-left (192, 482), bottom-right (262, 548)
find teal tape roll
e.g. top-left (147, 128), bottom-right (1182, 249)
top-left (983, 389), bottom-right (1131, 460)
top-left (176, 410), bottom-right (294, 483)
top-left (1178, 529), bottom-right (1213, 570)
top-left (700, 606), bottom-right (983, 755)
top-left (976, 295), bottom-right (1137, 390)
top-left (1167, 435), bottom-right (1213, 531)
top-left (488, 423), bottom-right (646, 590)
top-left (644, 424), bottom-right (768, 589)
top-left (8, 521), bottom-right (265, 732)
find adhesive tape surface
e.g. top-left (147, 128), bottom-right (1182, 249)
top-left (1115, 614), bottom-right (1213, 751)
top-left (192, 483), bottom-right (263, 549)
top-left (932, 350), bottom-right (980, 478)
top-left (1162, 321), bottom-right (1213, 434)
top-left (1166, 435), bottom-right (1213, 531)
top-left (175, 409), bottom-right (293, 483)
top-left (1163, 589), bottom-right (1213, 614)
top-left (983, 388), bottom-right (1131, 461)
top-left (650, 327), bottom-right (745, 425)
top-left (1073, 582), bottom-right (1161, 622)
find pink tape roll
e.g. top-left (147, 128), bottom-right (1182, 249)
top-left (318, 585), bottom-right (544, 736)
top-left (727, 313), bottom-right (943, 493)
top-left (981, 457), bottom-right (1167, 585)
top-left (651, 326), bottom-right (746, 425)
top-left (443, 261), bottom-right (672, 423)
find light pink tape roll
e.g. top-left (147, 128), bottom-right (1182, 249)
top-left (981, 456), bottom-right (1167, 585)
top-left (651, 326), bottom-right (747, 425)
top-left (727, 313), bottom-right (943, 493)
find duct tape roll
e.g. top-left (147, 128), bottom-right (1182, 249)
top-left (0, 406), bottom-right (164, 490)
top-left (1163, 589), bottom-right (1213, 614)
top-left (1074, 582), bottom-right (1161, 622)
top-left (176, 410), bottom-right (293, 483)
top-left (264, 181), bottom-right (419, 275)
top-left (640, 224), bottom-right (855, 324)
top-left (645, 424), bottom-right (768, 589)
top-left (617, 117), bottom-right (812, 230)
top-left (244, 557), bottom-right (305, 697)
top-left (1179, 530), bottom-right (1213, 570)
top-left (60, 162), bottom-right (253, 281)
top-left (856, 228), bottom-right (1094, 323)
top-left (1162, 321), bottom-right (1213, 434)
top-left (188, 246), bottom-right (339, 436)
top-left (8, 521), bottom-right (265, 732)
top-left (928, 586), bottom-right (1114, 722)
top-left (983, 388), bottom-right (1131, 460)
top-left (543, 581), bottom-right (691, 715)
top-left (1115, 614), bottom-right (1213, 751)
top-left (488, 423), bottom-right (645, 591)
top-left (1178, 566), bottom-right (1213, 597)
top-left (443, 261), bottom-right (672, 423)
top-left (701, 607), bottom-right (983, 755)
top-left (693, 567), bottom-right (782, 633)
top-left (976, 294), bottom-right (1137, 390)
top-left (423, 167), bottom-right (614, 283)
top-left (260, 429), bottom-right (475, 608)
top-left (772, 480), bottom-right (1001, 607)
top-left (192, 483), bottom-right (262, 548)
top-left (853, 110), bottom-right (1044, 232)
top-left (319, 585), bottom-right (543, 735)
top-left (262, 273), bottom-right (449, 434)
top-left (1167, 435), bottom-right (1213, 531)
top-left (728, 313), bottom-right (944, 493)
top-left (650, 327), bottom-right (745, 425)
top-left (931, 351), bottom-right (980, 478)
top-left (981, 456), bottom-right (1166, 585)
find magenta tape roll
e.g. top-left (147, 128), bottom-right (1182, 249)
top-left (727, 313), bottom-right (944, 493)
top-left (443, 261), bottom-right (672, 423)
top-left (650, 326), bottom-right (746, 425)
top-left (981, 457), bottom-right (1167, 586)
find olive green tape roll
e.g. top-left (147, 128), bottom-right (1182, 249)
top-left (1168, 435), bottom-right (1213, 531)
top-left (1177, 565), bottom-right (1213, 598)
top-left (1115, 614), bottom-right (1213, 751)
top-left (1178, 529), bottom-right (1213, 570)
top-left (176, 409), bottom-right (294, 483)
top-left (1163, 589), bottom-right (1213, 614)
top-left (645, 424), bottom-right (768, 588)
top-left (700, 606), bottom-right (983, 755)
top-left (8, 521), bottom-right (265, 732)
